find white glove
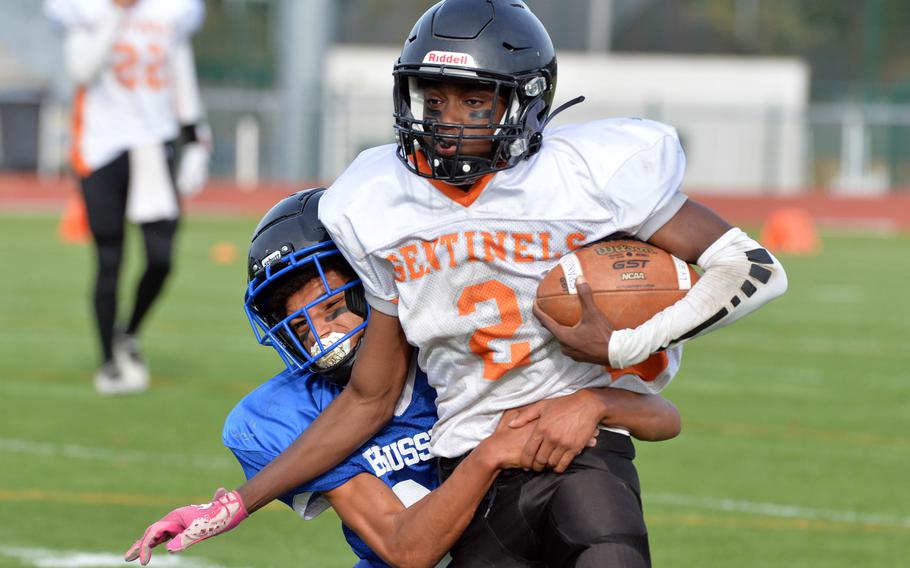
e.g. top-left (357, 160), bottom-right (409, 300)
top-left (176, 142), bottom-right (210, 197)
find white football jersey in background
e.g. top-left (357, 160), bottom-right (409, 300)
top-left (321, 118), bottom-right (688, 458)
top-left (45, 0), bottom-right (204, 176)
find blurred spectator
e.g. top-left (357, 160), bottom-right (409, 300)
top-left (44, 0), bottom-right (210, 395)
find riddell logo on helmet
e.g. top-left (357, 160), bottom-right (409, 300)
top-left (260, 250), bottom-right (282, 267)
top-left (423, 51), bottom-right (477, 67)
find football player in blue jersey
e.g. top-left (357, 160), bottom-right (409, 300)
top-left (223, 187), bottom-right (557, 567)
top-left (126, 188), bottom-right (682, 567)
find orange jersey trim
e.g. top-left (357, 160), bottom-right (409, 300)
top-left (412, 151), bottom-right (494, 208)
top-left (70, 88), bottom-right (92, 178)
top-left (608, 352), bottom-right (669, 383)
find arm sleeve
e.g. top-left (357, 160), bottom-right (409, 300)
top-left (297, 455), bottom-right (371, 495)
top-left (229, 447), bottom-right (303, 510)
top-left (171, 42), bottom-right (204, 125)
top-left (331, 237), bottom-right (400, 317)
top-left (171, 1), bottom-right (205, 125)
top-left (230, 440), bottom-right (371, 514)
top-left (50, 4), bottom-right (128, 86)
top-left (223, 379), bottom-right (372, 506)
top-left (608, 345), bottom-right (683, 395)
top-left (230, 448), bottom-right (272, 483)
top-left (319, 188), bottom-right (400, 316)
top-left (174, 0), bottom-right (206, 40)
top-left (608, 228), bottom-right (789, 368)
top-left (44, 0), bottom-right (89, 30)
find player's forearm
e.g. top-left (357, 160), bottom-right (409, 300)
top-left (64, 8), bottom-right (128, 85)
top-left (589, 388), bottom-right (681, 441)
top-left (610, 228), bottom-right (788, 368)
top-left (237, 387), bottom-right (397, 513)
top-left (380, 449), bottom-right (500, 568)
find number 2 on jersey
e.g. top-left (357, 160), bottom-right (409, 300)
top-left (457, 280), bottom-right (531, 380)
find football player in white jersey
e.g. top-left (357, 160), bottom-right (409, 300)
top-left (125, 189), bottom-right (682, 567)
top-left (134, 1), bottom-right (787, 566)
top-left (45, 0), bottom-right (210, 395)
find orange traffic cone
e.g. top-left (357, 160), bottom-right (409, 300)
top-left (760, 207), bottom-right (820, 255)
top-left (58, 196), bottom-right (91, 244)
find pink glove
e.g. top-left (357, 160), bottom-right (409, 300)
top-left (124, 488), bottom-right (248, 565)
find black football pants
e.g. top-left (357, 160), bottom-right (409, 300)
top-left (439, 430), bottom-right (650, 568)
top-left (79, 145), bottom-right (179, 363)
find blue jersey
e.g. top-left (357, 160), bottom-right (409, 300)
top-left (223, 361), bottom-right (440, 568)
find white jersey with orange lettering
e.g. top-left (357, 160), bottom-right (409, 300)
top-left (320, 117), bottom-right (687, 458)
top-left (45, 0), bottom-right (204, 176)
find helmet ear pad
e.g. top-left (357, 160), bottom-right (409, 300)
top-left (520, 98), bottom-right (548, 155)
top-left (344, 283), bottom-right (368, 319)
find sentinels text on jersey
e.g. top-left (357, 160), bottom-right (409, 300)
top-left (320, 118), bottom-right (686, 458)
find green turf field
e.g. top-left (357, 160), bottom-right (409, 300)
top-left (0, 213), bottom-right (907, 567)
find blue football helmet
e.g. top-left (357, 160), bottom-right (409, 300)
top-left (244, 188), bottom-right (368, 385)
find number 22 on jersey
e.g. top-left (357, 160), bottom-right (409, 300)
top-left (113, 42), bottom-right (167, 90)
top-left (457, 280), bottom-right (531, 380)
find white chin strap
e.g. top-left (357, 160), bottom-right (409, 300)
top-left (309, 331), bottom-right (352, 369)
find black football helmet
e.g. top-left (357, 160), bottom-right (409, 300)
top-left (393, 0), bottom-right (558, 183)
top-left (244, 188), bottom-right (368, 386)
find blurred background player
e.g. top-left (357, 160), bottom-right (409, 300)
top-left (44, 0), bottom-right (210, 395)
top-left (125, 188), bottom-right (681, 567)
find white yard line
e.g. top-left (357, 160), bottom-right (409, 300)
top-left (0, 438), bottom-right (234, 471)
top-left (648, 492), bottom-right (910, 529)
top-left (0, 545), bottom-right (246, 568)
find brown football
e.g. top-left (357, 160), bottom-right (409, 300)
top-left (536, 240), bottom-right (700, 329)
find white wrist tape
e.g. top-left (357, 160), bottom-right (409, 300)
top-left (608, 228), bottom-right (788, 368)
